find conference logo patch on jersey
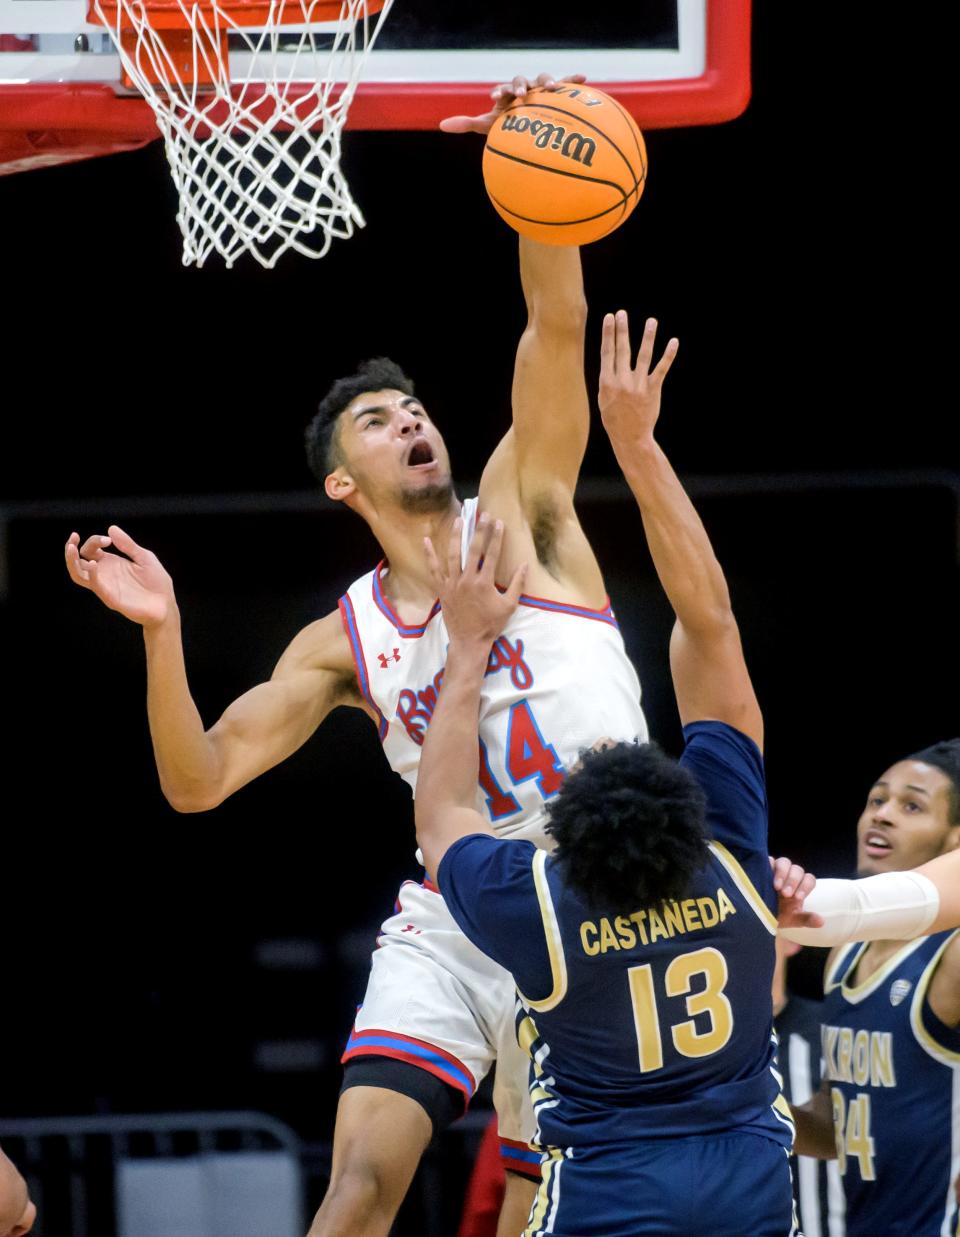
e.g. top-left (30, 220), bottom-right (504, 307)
top-left (889, 978), bottom-right (912, 1006)
top-left (377, 648), bottom-right (401, 668)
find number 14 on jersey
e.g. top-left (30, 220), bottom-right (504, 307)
top-left (478, 700), bottom-right (566, 820)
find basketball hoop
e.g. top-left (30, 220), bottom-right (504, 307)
top-left (85, 0), bottom-right (393, 267)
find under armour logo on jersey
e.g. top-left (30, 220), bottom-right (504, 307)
top-left (889, 978), bottom-right (912, 1006)
top-left (378, 648), bottom-right (401, 668)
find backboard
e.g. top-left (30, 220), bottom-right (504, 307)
top-left (0, 0), bottom-right (750, 174)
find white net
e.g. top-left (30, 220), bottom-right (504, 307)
top-left (90, 0), bottom-right (394, 267)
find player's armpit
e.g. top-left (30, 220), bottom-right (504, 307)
top-left (479, 428), bottom-right (605, 604)
top-left (926, 931), bottom-right (960, 1030)
top-left (790, 1079), bottom-right (838, 1160)
top-left (165, 610), bottom-right (357, 812)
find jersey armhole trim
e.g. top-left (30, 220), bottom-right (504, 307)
top-left (910, 930), bottom-right (960, 1066)
top-left (518, 849), bottom-right (568, 1012)
top-left (708, 841), bottom-right (778, 935)
top-left (338, 593), bottom-right (388, 740)
top-left (516, 594), bottom-right (619, 627)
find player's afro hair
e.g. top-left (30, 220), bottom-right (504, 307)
top-left (305, 357), bottom-right (415, 479)
top-left (908, 738), bottom-right (960, 826)
top-left (544, 741), bottom-right (710, 912)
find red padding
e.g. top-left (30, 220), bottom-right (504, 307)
top-left (0, 126), bottom-right (155, 175)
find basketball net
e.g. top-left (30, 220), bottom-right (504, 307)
top-left (89, 0), bottom-right (393, 267)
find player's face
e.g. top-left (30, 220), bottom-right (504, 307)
top-left (856, 760), bottom-right (958, 876)
top-left (334, 388), bottom-right (453, 513)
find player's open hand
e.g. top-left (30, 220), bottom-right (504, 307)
top-left (64, 525), bottom-right (175, 629)
top-left (599, 311), bottom-right (679, 449)
top-left (439, 71), bottom-right (587, 135)
top-left (424, 513), bottom-right (526, 652)
top-left (771, 855), bottom-right (824, 932)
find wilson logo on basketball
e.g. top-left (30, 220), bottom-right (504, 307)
top-left (499, 116), bottom-right (597, 168)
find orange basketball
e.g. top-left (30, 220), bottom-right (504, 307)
top-left (482, 85), bottom-right (647, 245)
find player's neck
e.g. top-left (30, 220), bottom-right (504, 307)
top-left (863, 938), bottom-right (914, 960)
top-left (854, 937), bottom-right (914, 983)
top-left (372, 499), bottom-right (463, 609)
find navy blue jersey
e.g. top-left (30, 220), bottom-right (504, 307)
top-left (821, 930), bottom-right (960, 1237)
top-left (439, 721), bottom-right (792, 1152)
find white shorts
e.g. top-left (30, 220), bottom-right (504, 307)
top-left (341, 876), bottom-right (538, 1167)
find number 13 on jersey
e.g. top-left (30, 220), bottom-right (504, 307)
top-left (478, 700), bottom-right (566, 820)
top-left (628, 947), bottom-right (735, 1072)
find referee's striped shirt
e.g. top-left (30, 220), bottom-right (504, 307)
top-left (776, 994), bottom-right (846, 1237)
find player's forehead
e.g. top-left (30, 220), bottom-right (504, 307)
top-left (870, 760), bottom-right (951, 803)
top-left (341, 388), bottom-right (424, 423)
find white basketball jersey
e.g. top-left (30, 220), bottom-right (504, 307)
top-left (338, 498), bottom-right (647, 847)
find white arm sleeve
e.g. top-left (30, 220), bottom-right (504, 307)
top-left (780, 871), bottom-right (940, 945)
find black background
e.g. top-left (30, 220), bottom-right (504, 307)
top-left (1, 3), bottom-right (956, 1228)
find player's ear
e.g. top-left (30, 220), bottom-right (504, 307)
top-left (325, 468), bottom-right (356, 503)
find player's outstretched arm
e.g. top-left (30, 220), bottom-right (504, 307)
top-left (446, 73), bottom-right (602, 596)
top-left (509, 233), bottom-right (590, 499)
top-left (66, 525), bottom-right (356, 811)
top-left (779, 866), bottom-right (944, 945)
top-left (598, 311), bottom-right (763, 750)
top-left (415, 516), bottom-right (525, 877)
top-left (779, 847), bottom-right (960, 946)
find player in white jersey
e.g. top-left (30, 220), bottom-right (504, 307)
top-left (64, 73), bottom-right (648, 1237)
top-left (339, 497), bottom-right (644, 847)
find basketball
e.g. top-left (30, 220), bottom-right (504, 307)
top-left (482, 84), bottom-right (647, 246)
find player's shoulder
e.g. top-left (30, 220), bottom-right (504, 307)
top-left (444, 832), bottom-right (538, 877)
top-left (681, 720), bottom-right (764, 781)
top-left (273, 608), bottom-right (355, 680)
top-left (441, 835), bottom-right (541, 901)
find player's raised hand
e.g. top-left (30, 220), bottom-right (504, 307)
top-left (599, 311), bottom-right (679, 447)
top-left (64, 524), bottom-right (176, 628)
top-left (439, 71), bottom-right (587, 134)
top-left (424, 513), bottom-right (526, 650)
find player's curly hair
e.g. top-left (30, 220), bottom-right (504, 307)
top-left (544, 741), bottom-right (710, 912)
top-left (908, 738), bottom-right (960, 826)
top-left (305, 357), bottom-right (415, 479)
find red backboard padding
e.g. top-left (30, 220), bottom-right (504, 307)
top-left (0, 0), bottom-right (750, 173)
